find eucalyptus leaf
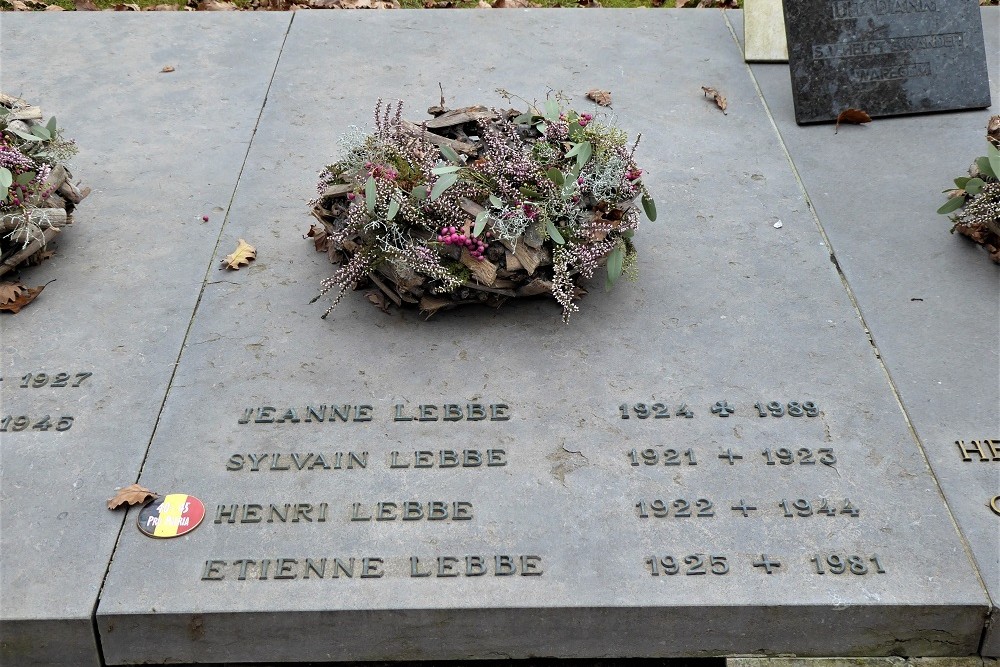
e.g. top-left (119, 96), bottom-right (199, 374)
top-left (0, 107), bottom-right (9, 117)
top-left (575, 141), bottom-right (592, 169)
top-left (535, 123), bottom-right (546, 135)
top-left (0, 185), bottom-right (7, 203)
top-left (430, 172), bottom-right (458, 201)
top-left (546, 168), bottom-right (564, 187)
top-left (0, 167), bottom-right (12, 189)
top-left (440, 145), bottom-right (461, 164)
top-left (46, 116), bottom-right (57, 134)
top-left (564, 143), bottom-right (583, 158)
top-left (15, 171), bottom-right (35, 186)
top-left (365, 176), bottom-right (376, 215)
top-left (544, 99), bottom-right (560, 122)
top-left (954, 176), bottom-right (971, 188)
top-left (473, 211), bottom-right (489, 236)
top-left (431, 165), bottom-right (461, 175)
top-left (965, 177), bottom-right (985, 196)
top-left (8, 128), bottom-right (40, 142)
top-left (387, 199), bottom-right (400, 221)
top-left (412, 185), bottom-right (428, 201)
top-left (641, 194), bottom-right (657, 222)
top-left (545, 219), bottom-right (565, 245)
top-left (605, 244), bottom-right (625, 290)
top-left (975, 156), bottom-right (997, 180)
top-left (988, 143), bottom-right (1000, 180)
top-left (513, 112), bottom-right (534, 125)
top-left (488, 194), bottom-right (502, 208)
top-left (936, 196), bottom-right (965, 215)
top-left (31, 125), bottom-right (51, 141)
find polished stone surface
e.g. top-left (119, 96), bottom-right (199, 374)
top-left (0, 13), bottom-right (291, 666)
top-left (782, 0), bottom-right (992, 123)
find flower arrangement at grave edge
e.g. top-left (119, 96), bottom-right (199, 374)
top-left (307, 93), bottom-right (656, 323)
top-left (936, 115), bottom-right (1000, 264)
top-left (0, 92), bottom-right (90, 311)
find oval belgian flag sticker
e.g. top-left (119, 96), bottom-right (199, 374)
top-left (137, 494), bottom-right (205, 538)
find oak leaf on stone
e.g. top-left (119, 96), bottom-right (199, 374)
top-left (107, 483), bottom-right (158, 510)
top-left (0, 281), bottom-right (25, 305)
top-left (221, 238), bottom-right (256, 270)
top-left (0, 283), bottom-right (47, 313)
top-left (586, 89), bottom-right (612, 107)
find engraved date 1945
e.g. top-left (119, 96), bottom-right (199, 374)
top-left (1, 415), bottom-right (74, 432)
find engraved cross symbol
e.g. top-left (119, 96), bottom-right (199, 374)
top-left (718, 448), bottom-right (743, 465)
top-left (753, 554), bottom-right (782, 574)
top-left (731, 499), bottom-right (757, 517)
top-left (711, 400), bottom-right (735, 417)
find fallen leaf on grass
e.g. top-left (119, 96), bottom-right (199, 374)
top-left (160, 65), bottom-right (176, 73)
top-left (586, 89), bottom-right (613, 107)
top-left (74, 0), bottom-right (98, 9)
top-left (107, 483), bottom-right (158, 510)
top-left (197, 0), bottom-right (238, 9)
top-left (221, 239), bottom-right (256, 270)
top-left (834, 108), bottom-right (871, 133)
top-left (0, 283), bottom-right (48, 314)
top-left (701, 86), bottom-right (727, 114)
top-left (0, 282), bottom-right (25, 305)
top-left (491, 0), bottom-right (540, 8)
top-left (113, 2), bottom-right (140, 9)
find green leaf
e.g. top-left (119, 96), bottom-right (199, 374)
top-left (513, 112), bottom-right (534, 125)
top-left (564, 143), bottom-right (583, 158)
top-left (954, 176), bottom-right (971, 188)
top-left (575, 141), bottom-right (592, 170)
top-left (440, 145), bottom-right (461, 164)
top-left (605, 244), bottom-right (625, 290)
top-left (7, 128), bottom-right (40, 142)
top-left (535, 122), bottom-right (546, 135)
top-left (431, 165), bottom-right (461, 175)
top-left (30, 125), bottom-right (51, 141)
top-left (545, 219), bottom-right (565, 245)
top-left (46, 116), bottom-right (57, 134)
top-left (15, 171), bottom-right (35, 186)
top-left (567, 121), bottom-right (583, 141)
top-left (0, 185), bottom-right (7, 203)
top-left (937, 196), bottom-right (965, 214)
top-left (473, 211), bottom-right (489, 236)
top-left (546, 168), bottom-right (564, 187)
top-left (365, 176), bottom-right (376, 215)
top-left (965, 177), bottom-right (985, 196)
top-left (387, 198), bottom-right (400, 221)
top-left (975, 156), bottom-right (997, 180)
top-left (412, 185), bottom-right (428, 201)
top-left (988, 143), bottom-right (1000, 180)
top-left (0, 167), bottom-right (12, 189)
top-left (641, 194), bottom-right (657, 221)
top-left (430, 172), bottom-right (458, 201)
top-left (544, 99), bottom-right (560, 122)
top-left (488, 194), bottom-right (502, 208)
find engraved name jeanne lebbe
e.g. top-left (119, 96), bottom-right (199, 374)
top-left (201, 555), bottom-right (543, 580)
top-left (238, 403), bottom-right (510, 424)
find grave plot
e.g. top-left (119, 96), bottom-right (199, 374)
top-left (732, 6), bottom-right (1000, 655)
top-left (95, 10), bottom-right (989, 664)
top-left (0, 14), bottom-right (291, 667)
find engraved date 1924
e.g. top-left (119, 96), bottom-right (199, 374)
top-left (19, 372), bottom-right (92, 388)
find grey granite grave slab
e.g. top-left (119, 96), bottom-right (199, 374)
top-left (781, 0), bottom-right (991, 124)
top-left (730, 6), bottom-right (999, 655)
top-left (0, 14), bottom-right (290, 666)
top-left (96, 9), bottom-right (988, 663)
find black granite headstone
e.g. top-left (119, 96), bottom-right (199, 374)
top-left (783, 0), bottom-right (992, 124)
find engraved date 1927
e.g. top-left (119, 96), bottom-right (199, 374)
top-left (19, 372), bottom-right (92, 388)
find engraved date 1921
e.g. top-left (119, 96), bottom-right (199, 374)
top-left (19, 372), bottom-right (92, 388)
top-left (1, 415), bottom-right (74, 432)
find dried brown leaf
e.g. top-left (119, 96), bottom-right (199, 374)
top-left (0, 282), bottom-right (25, 305)
top-left (364, 290), bottom-right (392, 313)
top-left (0, 284), bottom-right (47, 314)
top-left (701, 86), bottom-right (727, 114)
top-left (107, 483), bottom-right (158, 510)
top-left (586, 89), bottom-right (613, 107)
top-left (221, 239), bottom-right (256, 270)
top-left (113, 3), bottom-right (140, 9)
top-left (834, 108), bottom-right (872, 133)
top-left (305, 224), bottom-right (332, 253)
top-left (196, 0), bottom-right (237, 9)
top-left (987, 114), bottom-right (1000, 148)
top-left (74, 0), bottom-right (99, 9)
top-left (160, 65), bottom-right (176, 73)
top-left (491, 0), bottom-right (540, 8)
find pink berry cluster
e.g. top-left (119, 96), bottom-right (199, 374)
top-left (365, 161), bottom-right (398, 181)
top-left (626, 168), bottom-right (642, 181)
top-left (577, 113), bottom-right (594, 127)
top-left (437, 225), bottom-right (490, 261)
